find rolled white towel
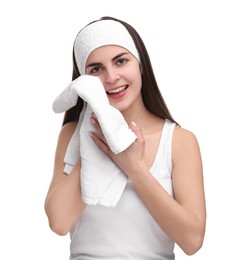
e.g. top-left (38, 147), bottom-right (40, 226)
top-left (52, 75), bottom-right (136, 207)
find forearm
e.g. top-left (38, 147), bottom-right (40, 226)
top-left (130, 169), bottom-right (205, 255)
top-left (45, 163), bottom-right (86, 236)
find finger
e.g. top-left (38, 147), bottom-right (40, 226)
top-left (90, 115), bottom-right (107, 143)
top-left (89, 131), bottom-right (111, 155)
top-left (130, 121), bottom-right (145, 145)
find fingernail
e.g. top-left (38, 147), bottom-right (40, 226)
top-left (91, 112), bottom-right (97, 118)
top-left (91, 117), bottom-right (96, 124)
top-left (131, 121), bottom-right (137, 126)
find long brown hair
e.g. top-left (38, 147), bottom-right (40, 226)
top-left (63, 16), bottom-right (177, 125)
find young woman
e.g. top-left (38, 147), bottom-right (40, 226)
top-left (45, 16), bottom-right (206, 259)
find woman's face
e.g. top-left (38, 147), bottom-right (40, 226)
top-left (85, 45), bottom-right (142, 113)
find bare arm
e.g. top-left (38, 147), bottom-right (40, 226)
top-left (129, 126), bottom-right (206, 255)
top-left (90, 121), bottom-right (206, 255)
top-left (44, 122), bottom-right (86, 236)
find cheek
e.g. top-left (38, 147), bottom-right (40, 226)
top-left (136, 73), bottom-right (142, 88)
top-left (130, 69), bottom-right (142, 90)
top-left (131, 63), bottom-right (142, 80)
top-left (125, 64), bottom-right (141, 80)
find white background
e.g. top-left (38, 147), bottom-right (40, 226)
top-left (0, 0), bottom-right (235, 259)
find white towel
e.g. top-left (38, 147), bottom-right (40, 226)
top-left (52, 75), bottom-right (136, 207)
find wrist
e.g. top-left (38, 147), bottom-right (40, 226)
top-left (127, 162), bottom-right (150, 182)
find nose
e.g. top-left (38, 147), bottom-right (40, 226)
top-left (105, 67), bottom-right (120, 84)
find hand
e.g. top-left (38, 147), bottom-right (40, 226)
top-left (90, 114), bottom-right (148, 178)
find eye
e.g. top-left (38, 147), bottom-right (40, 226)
top-left (89, 66), bottom-right (102, 74)
top-left (117, 58), bottom-right (127, 65)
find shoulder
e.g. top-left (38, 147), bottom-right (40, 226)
top-left (53, 121), bottom-right (78, 175)
top-left (173, 125), bottom-right (199, 146)
top-left (60, 121), bottom-right (77, 137)
top-left (172, 126), bottom-right (201, 166)
top-left (57, 121), bottom-right (78, 150)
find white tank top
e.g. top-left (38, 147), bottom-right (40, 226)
top-left (70, 120), bottom-right (176, 260)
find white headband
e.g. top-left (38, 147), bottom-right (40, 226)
top-left (74, 20), bottom-right (140, 75)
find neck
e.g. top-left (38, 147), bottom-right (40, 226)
top-left (122, 101), bottom-right (151, 126)
top-left (121, 101), bottom-right (164, 135)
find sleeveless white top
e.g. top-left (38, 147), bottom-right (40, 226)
top-left (70, 120), bottom-right (176, 260)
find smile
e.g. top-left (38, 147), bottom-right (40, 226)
top-left (106, 86), bottom-right (128, 95)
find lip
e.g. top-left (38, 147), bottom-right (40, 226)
top-left (106, 85), bottom-right (128, 99)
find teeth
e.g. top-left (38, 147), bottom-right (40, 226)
top-left (107, 86), bottom-right (126, 94)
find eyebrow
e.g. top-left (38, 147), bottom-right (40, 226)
top-left (86, 52), bottom-right (130, 68)
top-left (112, 52), bottom-right (129, 61)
